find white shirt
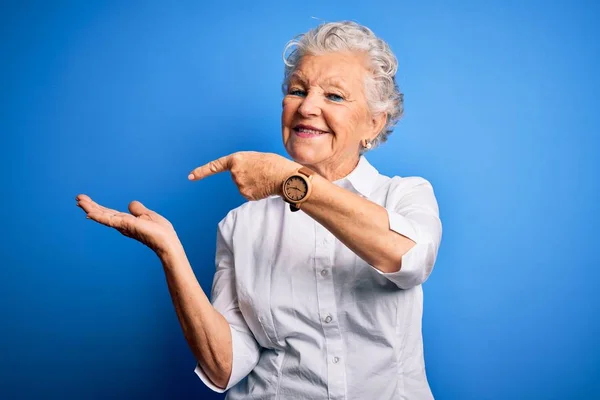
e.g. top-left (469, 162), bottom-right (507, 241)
top-left (195, 156), bottom-right (442, 399)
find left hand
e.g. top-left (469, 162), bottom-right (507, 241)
top-left (188, 151), bottom-right (300, 200)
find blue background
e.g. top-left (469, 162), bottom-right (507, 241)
top-left (1, 1), bottom-right (598, 399)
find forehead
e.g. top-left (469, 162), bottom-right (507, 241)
top-left (291, 51), bottom-right (369, 88)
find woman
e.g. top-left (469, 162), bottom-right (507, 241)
top-left (76, 21), bottom-right (442, 399)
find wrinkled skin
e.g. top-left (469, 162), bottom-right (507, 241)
top-left (188, 151), bottom-right (300, 200)
top-left (75, 194), bottom-right (180, 256)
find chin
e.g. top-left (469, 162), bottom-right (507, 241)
top-left (285, 145), bottom-right (325, 167)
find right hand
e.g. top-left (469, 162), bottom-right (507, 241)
top-left (76, 194), bottom-right (180, 256)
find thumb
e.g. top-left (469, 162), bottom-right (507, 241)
top-left (128, 200), bottom-right (153, 217)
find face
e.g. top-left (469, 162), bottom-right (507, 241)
top-left (281, 51), bottom-right (385, 179)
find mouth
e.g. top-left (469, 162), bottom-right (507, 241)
top-left (293, 124), bottom-right (330, 138)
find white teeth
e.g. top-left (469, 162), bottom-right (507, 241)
top-left (297, 128), bottom-right (325, 135)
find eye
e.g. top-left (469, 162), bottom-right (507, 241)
top-left (289, 89), bottom-right (307, 97)
top-left (326, 93), bottom-right (344, 102)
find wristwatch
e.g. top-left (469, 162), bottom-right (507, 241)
top-left (281, 167), bottom-right (315, 212)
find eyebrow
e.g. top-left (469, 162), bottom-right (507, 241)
top-left (322, 77), bottom-right (350, 92)
top-left (289, 73), bottom-right (350, 93)
top-left (288, 72), bottom-right (307, 85)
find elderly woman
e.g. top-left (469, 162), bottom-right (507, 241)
top-left (76, 21), bottom-right (442, 399)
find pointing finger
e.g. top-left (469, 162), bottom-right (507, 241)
top-left (188, 154), bottom-right (233, 181)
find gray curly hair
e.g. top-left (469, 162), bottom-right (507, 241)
top-left (282, 21), bottom-right (404, 149)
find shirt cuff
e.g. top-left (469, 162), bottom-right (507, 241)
top-left (368, 210), bottom-right (436, 289)
top-left (373, 241), bottom-right (435, 289)
top-left (194, 363), bottom-right (227, 393)
top-left (387, 209), bottom-right (419, 242)
top-left (193, 324), bottom-right (260, 393)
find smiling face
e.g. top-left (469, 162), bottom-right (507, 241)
top-left (281, 51), bottom-right (386, 180)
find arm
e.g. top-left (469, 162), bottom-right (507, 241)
top-left (159, 243), bottom-right (234, 389)
top-left (187, 152), bottom-right (441, 289)
top-left (75, 194), bottom-right (259, 390)
top-left (299, 175), bottom-right (442, 288)
top-left (76, 194), bottom-right (236, 386)
top-left (300, 173), bottom-right (411, 273)
top-left (176, 215), bottom-right (261, 392)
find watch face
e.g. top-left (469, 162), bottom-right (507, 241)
top-left (284, 176), bottom-right (308, 201)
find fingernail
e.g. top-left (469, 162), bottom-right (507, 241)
top-left (188, 173), bottom-right (194, 180)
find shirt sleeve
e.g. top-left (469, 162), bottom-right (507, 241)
top-left (194, 212), bottom-right (261, 392)
top-left (370, 177), bottom-right (442, 289)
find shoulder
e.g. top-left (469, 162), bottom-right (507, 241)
top-left (373, 169), bottom-right (436, 195)
top-left (362, 157), bottom-right (435, 195)
top-left (373, 172), bottom-right (439, 212)
top-left (388, 175), bottom-right (435, 192)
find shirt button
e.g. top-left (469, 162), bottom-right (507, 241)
top-left (324, 315), bottom-right (333, 323)
top-left (333, 356), bottom-right (340, 364)
top-left (320, 269), bottom-right (328, 277)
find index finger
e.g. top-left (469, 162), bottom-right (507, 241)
top-left (188, 154), bottom-right (232, 181)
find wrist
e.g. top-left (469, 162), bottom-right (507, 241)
top-left (281, 165), bottom-right (316, 211)
top-left (277, 162), bottom-right (302, 196)
top-left (157, 238), bottom-right (185, 264)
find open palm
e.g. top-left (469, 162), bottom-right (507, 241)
top-left (76, 194), bottom-right (179, 255)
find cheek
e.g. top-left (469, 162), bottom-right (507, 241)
top-left (282, 99), bottom-right (297, 124)
top-left (281, 102), bottom-right (296, 141)
top-left (326, 107), bottom-right (360, 136)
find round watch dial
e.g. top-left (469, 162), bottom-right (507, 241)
top-left (284, 176), bottom-right (308, 201)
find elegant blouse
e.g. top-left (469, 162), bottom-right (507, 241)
top-left (195, 156), bottom-right (442, 399)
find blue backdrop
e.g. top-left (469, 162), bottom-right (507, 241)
top-left (2, 1), bottom-right (598, 399)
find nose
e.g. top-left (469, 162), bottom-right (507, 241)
top-left (297, 92), bottom-right (322, 117)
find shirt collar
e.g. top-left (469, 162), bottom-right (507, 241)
top-left (333, 155), bottom-right (380, 198)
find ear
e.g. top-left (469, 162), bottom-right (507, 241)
top-left (369, 112), bottom-right (387, 141)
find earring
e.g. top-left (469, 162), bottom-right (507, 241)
top-left (364, 139), bottom-right (372, 149)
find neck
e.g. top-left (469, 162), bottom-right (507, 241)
top-left (305, 154), bottom-right (360, 181)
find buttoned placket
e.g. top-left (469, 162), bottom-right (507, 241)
top-left (314, 221), bottom-right (347, 400)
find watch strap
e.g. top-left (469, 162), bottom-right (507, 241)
top-left (297, 167), bottom-right (315, 178)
